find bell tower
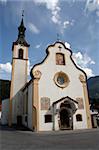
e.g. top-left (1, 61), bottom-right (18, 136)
top-left (9, 13), bottom-right (30, 126)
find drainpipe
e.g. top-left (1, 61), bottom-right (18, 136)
top-left (52, 103), bottom-right (55, 131)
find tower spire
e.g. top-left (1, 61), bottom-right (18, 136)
top-left (14, 11), bottom-right (30, 47)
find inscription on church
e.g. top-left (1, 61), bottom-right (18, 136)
top-left (76, 98), bottom-right (84, 109)
top-left (41, 97), bottom-right (50, 110)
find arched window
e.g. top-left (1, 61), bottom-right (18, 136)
top-left (56, 53), bottom-right (65, 65)
top-left (18, 49), bottom-right (23, 59)
top-left (76, 114), bottom-right (82, 121)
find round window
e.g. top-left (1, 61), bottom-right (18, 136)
top-left (57, 76), bottom-right (65, 85)
top-left (54, 72), bottom-right (69, 88)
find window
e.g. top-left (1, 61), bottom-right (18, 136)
top-left (45, 114), bottom-right (52, 123)
top-left (56, 53), bottom-right (65, 65)
top-left (18, 49), bottom-right (23, 59)
top-left (76, 114), bottom-right (82, 121)
top-left (54, 72), bottom-right (69, 88)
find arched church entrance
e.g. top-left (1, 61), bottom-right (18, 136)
top-left (59, 99), bottom-right (76, 130)
top-left (60, 108), bottom-right (70, 129)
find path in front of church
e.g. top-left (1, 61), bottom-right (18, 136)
top-left (0, 126), bottom-right (99, 150)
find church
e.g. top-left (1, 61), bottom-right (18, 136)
top-left (1, 17), bottom-right (92, 131)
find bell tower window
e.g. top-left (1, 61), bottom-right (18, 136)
top-left (56, 53), bottom-right (65, 65)
top-left (18, 49), bottom-right (23, 59)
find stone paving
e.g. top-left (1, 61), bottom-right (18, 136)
top-left (0, 125), bottom-right (99, 150)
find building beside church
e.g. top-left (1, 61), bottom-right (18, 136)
top-left (1, 17), bottom-right (92, 131)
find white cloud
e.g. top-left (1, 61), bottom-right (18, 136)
top-left (28, 23), bottom-right (40, 34)
top-left (33, 0), bottom-right (61, 25)
top-left (0, 62), bottom-right (12, 73)
top-left (33, 0), bottom-right (75, 33)
top-left (82, 68), bottom-right (94, 77)
top-left (85, 0), bottom-right (99, 16)
top-left (33, 0), bottom-right (59, 10)
top-left (63, 21), bottom-right (70, 29)
top-left (35, 44), bottom-right (41, 49)
top-left (0, 0), bottom-right (7, 3)
top-left (60, 19), bottom-right (74, 34)
top-left (73, 52), bottom-right (95, 77)
top-left (27, 60), bottom-right (31, 76)
top-left (0, 62), bottom-right (12, 80)
top-left (73, 52), bottom-right (95, 67)
top-left (65, 41), bottom-right (71, 49)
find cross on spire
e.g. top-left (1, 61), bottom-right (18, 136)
top-left (22, 10), bottom-right (24, 18)
top-left (57, 33), bottom-right (60, 41)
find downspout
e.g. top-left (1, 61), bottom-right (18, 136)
top-left (52, 103), bottom-right (55, 131)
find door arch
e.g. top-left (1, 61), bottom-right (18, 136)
top-left (59, 101), bottom-right (74, 130)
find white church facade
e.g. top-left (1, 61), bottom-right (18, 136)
top-left (1, 17), bottom-right (92, 131)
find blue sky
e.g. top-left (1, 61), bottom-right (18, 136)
top-left (0, 0), bottom-right (99, 80)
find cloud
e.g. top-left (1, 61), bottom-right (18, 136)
top-left (85, 0), bottom-right (99, 16)
top-left (0, 62), bottom-right (12, 73)
top-left (33, 0), bottom-right (74, 34)
top-left (0, 62), bottom-right (12, 80)
top-left (0, 61), bottom-right (32, 79)
top-left (73, 52), bottom-right (95, 77)
top-left (59, 19), bottom-right (74, 34)
top-left (82, 68), bottom-right (94, 77)
top-left (73, 52), bottom-right (95, 67)
top-left (64, 42), bottom-right (95, 77)
top-left (65, 42), bottom-right (71, 49)
top-left (35, 44), bottom-right (41, 49)
top-left (63, 21), bottom-right (70, 29)
top-left (33, 0), bottom-right (61, 24)
top-left (28, 23), bottom-right (40, 34)
top-left (0, 0), bottom-right (7, 3)
top-left (27, 60), bottom-right (32, 76)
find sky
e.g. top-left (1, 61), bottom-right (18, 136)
top-left (0, 0), bottom-right (99, 80)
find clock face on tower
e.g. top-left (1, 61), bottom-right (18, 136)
top-left (54, 72), bottom-right (70, 88)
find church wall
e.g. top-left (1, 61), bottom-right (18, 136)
top-left (1, 99), bottom-right (9, 125)
top-left (12, 60), bottom-right (27, 96)
top-left (12, 91), bottom-right (23, 124)
top-left (33, 43), bottom-right (88, 131)
top-left (27, 82), bottom-right (33, 130)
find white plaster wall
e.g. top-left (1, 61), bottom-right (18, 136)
top-left (12, 91), bottom-right (24, 124)
top-left (33, 42), bottom-right (88, 131)
top-left (27, 82), bottom-right (33, 130)
top-left (73, 109), bottom-right (87, 129)
top-left (1, 99), bottom-right (9, 125)
top-left (12, 60), bottom-right (27, 96)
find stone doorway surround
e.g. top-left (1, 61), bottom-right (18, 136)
top-left (52, 96), bottom-right (78, 130)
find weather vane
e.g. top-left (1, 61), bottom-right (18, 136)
top-left (22, 10), bottom-right (24, 18)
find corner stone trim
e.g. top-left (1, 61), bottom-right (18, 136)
top-left (33, 70), bottom-right (42, 79)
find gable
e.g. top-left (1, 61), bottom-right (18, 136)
top-left (31, 41), bottom-right (86, 80)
